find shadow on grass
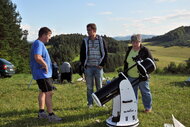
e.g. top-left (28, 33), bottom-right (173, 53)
top-left (0, 109), bottom-right (34, 118)
top-left (0, 109), bottom-right (61, 127)
top-left (0, 117), bottom-right (59, 127)
top-left (0, 108), bottom-right (110, 127)
top-left (170, 81), bottom-right (190, 87)
top-left (61, 108), bottom-right (110, 121)
top-left (83, 121), bottom-right (107, 127)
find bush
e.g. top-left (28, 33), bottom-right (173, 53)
top-left (164, 62), bottom-right (177, 74)
top-left (163, 58), bottom-right (190, 74)
top-left (154, 67), bottom-right (164, 74)
top-left (177, 63), bottom-right (186, 73)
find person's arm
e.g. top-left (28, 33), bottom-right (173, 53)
top-left (34, 54), bottom-right (48, 73)
top-left (99, 39), bottom-right (108, 67)
top-left (146, 48), bottom-right (153, 60)
top-left (80, 40), bottom-right (86, 66)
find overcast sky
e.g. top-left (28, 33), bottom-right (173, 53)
top-left (12, 0), bottom-right (190, 41)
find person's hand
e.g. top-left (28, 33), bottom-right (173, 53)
top-left (98, 66), bottom-right (103, 69)
top-left (41, 64), bottom-right (48, 74)
top-left (139, 75), bottom-right (149, 81)
top-left (79, 65), bottom-right (84, 76)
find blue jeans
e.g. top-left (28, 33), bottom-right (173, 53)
top-left (128, 77), bottom-right (152, 110)
top-left (84, 66), bottom-right (103, 105)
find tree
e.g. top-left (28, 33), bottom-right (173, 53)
top-left (0, 0), bottom-right (30, 73)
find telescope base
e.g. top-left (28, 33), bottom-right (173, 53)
top-left (106, 116), bottom-right (139, 127)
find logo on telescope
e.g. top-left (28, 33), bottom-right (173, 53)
top-left (124, 109), bottom-right (134, 113)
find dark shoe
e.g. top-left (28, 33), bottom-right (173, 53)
top-left (52, 86), bottom-right (57, 90)
top-left (48, 114), bottom-right (63, 122)
top-left (38, 111), bottom-right (48, 119)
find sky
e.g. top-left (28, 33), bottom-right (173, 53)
top-left (11, 0), bottom-right (190, 41)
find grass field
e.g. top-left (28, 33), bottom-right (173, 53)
top-left (1, 45), bottom-right (190, 127)
top-left (0, 73), bottom-right (189, 127)
top-left (144, 43), bottom-right (190, 68)
top-left (69, 43), bottom-right (190, 69)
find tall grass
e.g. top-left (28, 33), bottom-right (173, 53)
top-left (0, 73), bottom-right (189, 127)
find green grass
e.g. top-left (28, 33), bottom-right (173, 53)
top-left (45, 45), bottom-right (52, 49)
top-left (143, 43), bottom-right (190, 68)
top-left (72, 55), bottom-right (79, 62)
top-left (0, 73), bottom-right (189, 127)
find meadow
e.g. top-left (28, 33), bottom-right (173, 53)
top-left (144, 43), bottom-right (190, 68)
top-left (0, 45), bottom-right (190, 127)
top-left (0, 73), bottom-right (189, 127)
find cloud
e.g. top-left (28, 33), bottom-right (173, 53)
top-left (155, 0), bottom-right (177, 3)
top-left (115, 10), bottom-right (190, 36)
top-left (20, 24), bottom-right (62, 41)
top-left (20, 24), bottom-right (31, 30)
top-left (140, 10), bottom-right (190, 23)
top-left (130, 10), bottom-right (144, 14)
top-left (87, 3), bottom-right (95, 6)
top-left (20, 24), bottom-right (38, 41)
top-left (109, 17), bottom-right (130, 21)
top-left (99, 11), bottom-right (112, 15)
top-left (110, 9), bottom-right (190, 23)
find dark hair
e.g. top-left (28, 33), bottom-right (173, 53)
top-left (87, 23), bottom-right (97, 31)
top-left (38, 27), bottom-right (52, 37)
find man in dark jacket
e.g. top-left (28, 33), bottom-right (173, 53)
top-left (80, 23), bottom-right (108, 108)
top-left (124, 34), bottom-right (153, 113)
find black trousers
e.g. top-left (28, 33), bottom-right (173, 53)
top-left (61, 72), bottom-right (72, 83)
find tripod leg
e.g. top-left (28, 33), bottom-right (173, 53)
top-left (28, 78), bottom-right (33, 88)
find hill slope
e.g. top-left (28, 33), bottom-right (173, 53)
top-left (145, 26), bottom-right (190, 47)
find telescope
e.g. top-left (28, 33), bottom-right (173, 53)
top-left (92, 58), bottom-right (156, 127)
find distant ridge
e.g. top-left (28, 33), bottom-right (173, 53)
top-left (145, 26), bottom-right (190, 47)
top-left (114, 34), bottom-right (155, 41)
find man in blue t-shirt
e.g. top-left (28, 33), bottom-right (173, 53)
top-left (30, 27), bottom-right (62, 122)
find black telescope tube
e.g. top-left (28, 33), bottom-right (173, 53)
top-left (93, 74), bottom-right (126, 105)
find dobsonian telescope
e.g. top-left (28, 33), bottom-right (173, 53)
top-left (92, 57), bottom-right (156, 127)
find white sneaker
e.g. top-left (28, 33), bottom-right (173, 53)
top-left (48, 114), bottom-right (63, 122)
top-left (88, 104), bottom-right (93, 108)
top-left (38, 112), bottom-right (48, 119)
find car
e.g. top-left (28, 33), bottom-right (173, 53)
top-left (0, 58), bottom-right (15, 77)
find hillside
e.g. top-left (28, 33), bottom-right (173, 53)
top-left (145, 26), bottom-right (190, 47)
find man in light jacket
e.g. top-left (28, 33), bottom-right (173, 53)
top-left (80, 23), bottom-right (108, 108)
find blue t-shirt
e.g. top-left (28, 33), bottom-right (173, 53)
top-left (30, 40), bottom-right (52, 80)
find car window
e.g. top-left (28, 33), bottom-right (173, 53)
top-left (0, 59), bottom-right (12, 65)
